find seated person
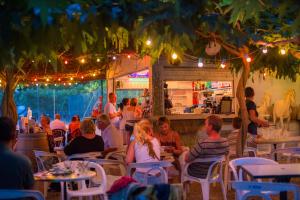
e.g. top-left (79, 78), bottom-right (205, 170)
top-left (68, 116), bottom-right (81, 140)
top-left (97, 114), bottom-right (123, 149)
top-left (126, 119), bottom-right (160, 184)
top-left (185, 115), bottom-right (229, 178)
top-left (228, 117), bottom-right (257, 155)
top-left (155, 116), bottom-right (183, 156)
top-left (64, 119), bottom-right (104, 156)
top-left (0, 117), bottom-right (34, 189)
top-left (50, 113), bottom-right (67, 131)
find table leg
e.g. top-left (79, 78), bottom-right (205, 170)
top-left (275, 177), bottom-right (291, 200)
top-left (60, 182), bottom-right (67, 200)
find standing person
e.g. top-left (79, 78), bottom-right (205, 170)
top-left (185, 115), bottom-right (229, 178)
top-left (97, 114), bottom-right (123, 149)
top-left (104, 93), bottom-right (121, 128)
top-left (0, 117), bottom-right (34, 189)
top-left (126, 119), bottom-right (160, 184)
top-left (50, 113), bottom-right (67, 131)
top-left (64, 119), bottom-right (104, 156)
top-left (119, 98), bottom-right (130, 139)
top-left (245, 87), bottom-right (269, 136)
top-left (122, 98), bottom-right (142, 144)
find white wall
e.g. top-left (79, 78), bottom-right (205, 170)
top-left (246, 72), bottom-right (300, 107)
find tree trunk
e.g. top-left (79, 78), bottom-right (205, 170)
top-left (1, 70), bottom-right (18, 124)
top-left (236, 57), bottom-right (251, 157)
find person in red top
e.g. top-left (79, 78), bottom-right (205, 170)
top-left (68, 116), bottom-right (81, 141)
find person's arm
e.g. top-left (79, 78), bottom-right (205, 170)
top-left (249, 110), bottom-right (268, 127)
top-left (126, 140), bottom-right (136, 164)
top-left (64, 139), bottom-right (77, 156)
top-left (185, 141), bottom-right (202, 162)
top-left (170, 132), bottom-right (183, 156)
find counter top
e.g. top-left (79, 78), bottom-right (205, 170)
top-left (157, 113), bottom-right (236, 120)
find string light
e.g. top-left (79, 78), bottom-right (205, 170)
top-left (220, 60), bottom-right (226, 68)
top-left (48, 59), bottom-right (51, 63)
top-left (64, 60), bottom-right (68, 65)
top-left (36, 83), bottom-right (39, 86)
top-left (171, 52), bottom-right (178, 60)
top-left (46, 78), bottom-right (49, 82)
top-left (112, 56), bottom-right (116, 60)
top-left (70, 77), bottom-right (73, 81)
top-left (262, 47), bottom-right (268, 54)
top-left (96, 58), bottom-right (101, 62)
top-left (81, 76), bottom-right (84, 79)
top-left (127, 55), bottom-right (131, 59)
top-left (63, 83), bottom-right (66, 86)
top-left (280, 49), bottom-right (286, 55)
top-left (80, 58), bottom-right (85, 64)
top-left (93, 73), bottom-right (96, 77)
top-left (68, 83), bottom-right (72, 86)
top-left (58, 78), bottom-right (61, 81)
top-left (197, 58), bottom-right (203, 68)
top-left (0, 80), bottom-right (1, 83)
top-left (146, 39), bottom-right (152, 46)
top-left (245, 55), bottom-right (252, 63)
top-left (45, 83), bottom-right (48, 86)
top-left (54, 84), bottom-right (57, 86)
top-left (32, 60), bottom-right (35, 63)
top-left (34, 78), bottom-right (38, 82)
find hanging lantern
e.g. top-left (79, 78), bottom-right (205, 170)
top-left (205, 41), bottom-right (221, 56)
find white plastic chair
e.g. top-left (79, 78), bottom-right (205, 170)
top-left (0, 190), bottom-right (45, 200)
top-left (66, 161), bottom-right (107, 200)
top-left (127, 161), bottom-right (172, 185)
top-left (53, 136), bottom-right (64, 151)
top-left (271, 147), bottom-right (300, 162)
top-left (229, 157), bottom-right (278, 199)
top-left (231, 181), bottom-right (300, 200)
top-left (181, 156), bottom-right (227, 200)
top-left (34, 150), bottom-right (61, 198)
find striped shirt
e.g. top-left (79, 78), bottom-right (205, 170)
top-left (186, 137), bottom-right (229, 178)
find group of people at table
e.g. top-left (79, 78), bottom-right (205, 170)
top-left (0, 86), bottom-right (269, 194)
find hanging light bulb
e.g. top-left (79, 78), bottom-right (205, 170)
top-left (48, 59), bottom-right (51, 63)
top-left (146, 39), bottom-right (152, 46)
top-left (45, 83), bottom-right (48, 86)
top-left (68, 83), bottom-right (72, 86)
top-left (96, 58), bottom-right (101, 62)
top-left (171, 52), bottom-right (178, 60)
top-left (245, 55), bottom-right (252, 63)
top-left (63, 83), bottom-right (66, 86)
top-left (64, 60), bottom-right (68, 65)
top-left (197, 58), bottom-right (203, 68)
top-left (93, 73), bottom-right (96, 77)
top-left (70, 77), bottom-right (73, 81)
top-left (80, 58), bottom-right (85, 64)
top-left (34, 78), bottom-right (37, 82)
top-left (54, 84), bottom-right (57, 86)
top-left (46, 78), bottom-right (49, 82)
top-left (81, 76), bottom-right (84, 79)
top-left (112, 56), bottom-right (117, 60)
top-left (58, 78), bottom-right (61, 81)
top-left (32, 60), bottom-right (35, 63)
top-left (127, 54), bottom-right (131, 59)
top-left (280, 49), bottom-right (286, 55)
top-left (262, 47), bottom-right (268, 54)
top-left (36, 83), bottom-right (39, 86)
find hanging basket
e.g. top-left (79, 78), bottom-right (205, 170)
top-left (205, 41), bottom-right (221, 56)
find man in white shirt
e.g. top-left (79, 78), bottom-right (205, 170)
top-left (96, 114), bottom-right (123, 149)
top-left (104, 93), bottom-right (120, 127)
top-left (50, 114), bottom-right (66, 131)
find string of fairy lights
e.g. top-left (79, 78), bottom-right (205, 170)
top-left (0, 38), bottom-right (290, 88)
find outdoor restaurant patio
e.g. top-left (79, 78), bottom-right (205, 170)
top-left (0, 0), bottom-right (300, 200)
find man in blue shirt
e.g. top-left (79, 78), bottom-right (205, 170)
top-left (0, 117), bottom-right (34, 189)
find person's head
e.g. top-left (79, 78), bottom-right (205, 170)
top-left (55, 114), bottom-right (61, 120)
top-left (158, 116), bottom-right (171, 135)
top-left (0, 117), bottom-right (16, 147)
top-left (119, 98), bottom-right (129, 111)
top-left (134, 119), bottom-right (153, 143)
top-left (96, 114), bottom-right (110, 131)
top-left (80, 119), bottom-right (95, 135)
top-left (205, 115), bottom-right (223, 135)
top-left (232, 117), bottom-right (242, 130)
top-left (71, 116), bottom-right (77, 122)
top-left (245, 87), bottom-right (255, 99)
top-left (40, 115), bottom-right (50, 127)
top-left (130, 98), bottom-right (138, 107)
top-left (108, 93), bottom-right (117, 103)
top-left (76, 115), bottom-right (80, 121)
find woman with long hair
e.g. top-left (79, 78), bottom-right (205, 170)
top-left (126, 119), bottom-right (160, 183)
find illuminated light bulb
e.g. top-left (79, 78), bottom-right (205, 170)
top-left (46, 78), bottom-right (49, 82)
top-left (112, 56), bottom-right (116, 60)
top-left (45, 83), bottom-right (48, 86)
top-left (32, 60), bottom-right (35, 63)
top-left (34, 78), bottom-right (37, 82)
top-left (96, 58), bottom-right (101, 62)
top-left (80, 58), bottom-right (85, 63)
top-left (70, 77), bottom-right (73, 81)
top-left (171, 53), bottom-right (178, 60)
top-left (58, 78), bottom-right (61, 81)
top-left (68, 83), bottom-right (72, 86)
top-left (197, 58), bottom-right (203, 68)
top-left (262, 47), bottom-right (268, 54)
top-left (48, 59), bottom-right (51, 63)
top-left (280, 49), bottom-right (286, 55)
top-left (81, 76), bottom-right (84, 79)
top-left (146, 39), bottom-right (152, 46)
top-left (54, 84), bottom-right (57, 86)
top-left (246, 57), bottom-right (252, 63)
top-left (93, 73), bottom-right (96, 77)
top-left (75, 82), bottom-right (78, 85)
top-left (263, 72), bottom-right (266, 77)
top-left (36, 83), bottom-right (39, 86)
top-left (127, 55), bottom-right (131, 59)
top-left (64, 60), bottom-right (68, 64)
top-left (220, 63), bottom-right (226, 68)
top-left (63, 83), bottom-right (66, 86)
top-left (0, 80), bottom-right (1, 83)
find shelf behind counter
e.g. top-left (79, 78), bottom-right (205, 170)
top-left (164, 113), bottom-right (236, 121)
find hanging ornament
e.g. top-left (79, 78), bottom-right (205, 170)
top-left (205, 41), bottom-right (221, 56)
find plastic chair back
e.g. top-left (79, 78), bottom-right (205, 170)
top-left (271, 147), bottom-right (300, 161)
top-left (229, 157), bottom-right (278, 181)
top-left (231, 181), bottom-right (300, 200)
top-left (67, 151), bottom-right (102, 160)
top-left (0, 190), bottom-right (44, 200)
top-left (33, 150), bottom-right (60, 171)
